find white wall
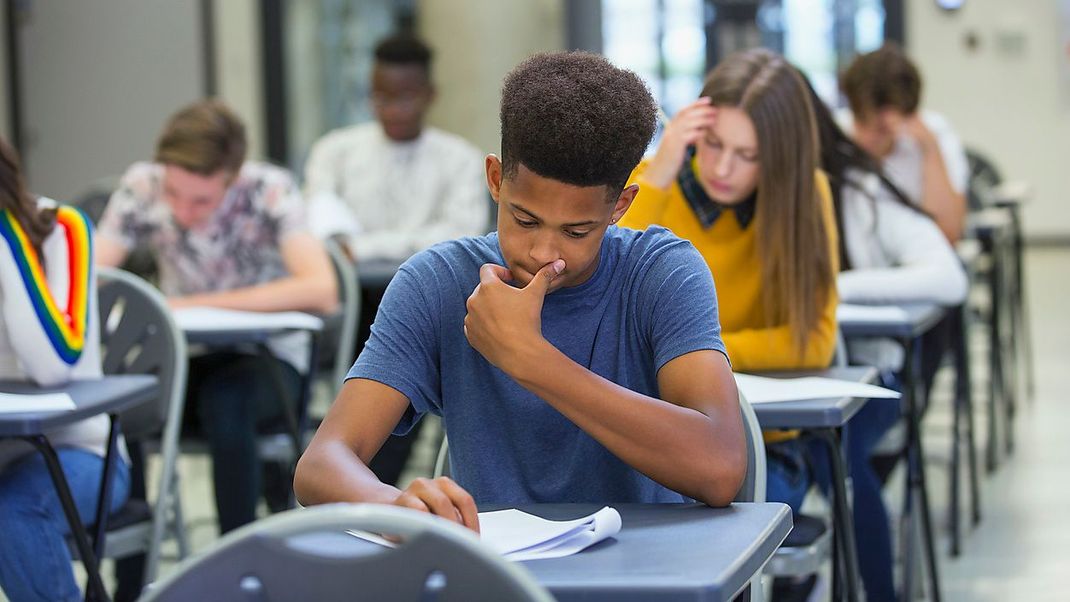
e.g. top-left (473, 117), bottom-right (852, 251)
top-left (213, 0), bottom-right (266, 161)
top-left (908, 0), bottom-right (1070, 241)
top-left (418, 0), bottom-right (565, 155)
top-left (0, 7), bottom-right (10, 143)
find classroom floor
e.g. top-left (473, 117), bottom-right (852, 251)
top-left (7, 247), bottom-right (1065, 602)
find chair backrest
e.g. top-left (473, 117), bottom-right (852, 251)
top-left (323, 237), bottom-right (360, 393)
top-left (432, 391), bottom-right (767, 503)
top-left (965, 148), bottom-right (1003, 212)
top-left (734, 390), bottom-right (766, 503)
top-left (142, 503), bottom-right (554, 602)
top-left (831, 326), bottom-right (848, 368)
top-left (97, 267), bottom-right (187, 440)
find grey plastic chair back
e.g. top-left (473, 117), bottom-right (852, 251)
top-left (832, 326), bottom-right (849, 368)
top-left (142, 503), bottom-right (554, 602)
top-left (735, 390), bottom-right (765, 503)
top-left (324, 237), bottom-right (360, 393)
top-left (97, 267), bottom-right (190, 581)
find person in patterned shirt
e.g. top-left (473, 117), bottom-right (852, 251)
top-left (96, 100), bottom-right (338, 543)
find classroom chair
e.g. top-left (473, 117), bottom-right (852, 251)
top-left (140, 503), bottom-right (554, 602)
top-left (72, 267), bottom-right (191, 587)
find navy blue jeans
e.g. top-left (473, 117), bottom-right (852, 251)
top-left (0, 449), bottom-right (130, 602)
top-left (766, 375), bottom-right (902, 602)
top-left (187, 352), bottom-right (301, 534)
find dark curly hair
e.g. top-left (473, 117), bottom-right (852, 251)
top-left (374, 33), bottom-right (432, 72)
top-left (500, 51), bottom-right (656, 193)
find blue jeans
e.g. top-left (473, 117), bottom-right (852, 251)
top-left (187, 352), bottom-right (301, 534)
top-left (766, 374), bottom-right (902, 602)
top-left (0, 448), bottom-right (131, 602)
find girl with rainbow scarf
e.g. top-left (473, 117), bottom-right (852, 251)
top-left (0, 138), bottom-right (130, 602)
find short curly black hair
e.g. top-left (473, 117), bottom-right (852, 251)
top-left (500, 52), bottom-right (656, 193)
top-left (374, 33), bottom-right (432, 71)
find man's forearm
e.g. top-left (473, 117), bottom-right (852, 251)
top-left (506, 342), bottom-right (743, 505)
top-left (920, 147), bottom-right (966, 242)
top-left (294, 440), bottom-right (402, 506)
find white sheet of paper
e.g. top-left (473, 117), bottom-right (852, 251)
top-left (0, 391), bottom-right (76, 414)
top-left (734, 373), bottom-right (900, 404)
top-left (173, 307), bottom-right (323, 333)
top-left (346, 506), bottom-right (621, 562)
top-left (836, 304), bottom-right (909, 324)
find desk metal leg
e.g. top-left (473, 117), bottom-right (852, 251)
top-left (1009, 206), bottom-right (1035, 402)
top-left (24, 436), bottom-right (110, 602)
top-left (985, 240), bottom-right (1004, 473)
top-left (814, 428), bottom-right (861, 602)
top-left (91, 415), bottom-right (121, 561)
top-left (900, 337), bottom-right (942, 601)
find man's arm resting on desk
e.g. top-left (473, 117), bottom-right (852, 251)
top-left (294, 378), bottom-right (480, 531)
top-left (169, 233), bottom-right (339, 315)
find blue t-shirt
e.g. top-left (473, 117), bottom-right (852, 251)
top-left (349, 226), bottom-right (726, 504)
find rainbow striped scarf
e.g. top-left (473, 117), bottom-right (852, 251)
top-left (0, 205), bottom-right (92, 364)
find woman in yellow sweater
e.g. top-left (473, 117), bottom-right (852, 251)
top-left (620, 48), bottom-right (837, 372)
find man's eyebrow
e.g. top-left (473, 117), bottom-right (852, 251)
top-left (508, 202), bottom-right (599, 228)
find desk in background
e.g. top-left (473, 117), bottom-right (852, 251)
top-left (0, 375), bottom-right (159, 602)
top-left (837, 302), bottom-right (946, 601)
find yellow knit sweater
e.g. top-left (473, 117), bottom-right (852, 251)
top-left (620, 161), bottom-right (839, 373)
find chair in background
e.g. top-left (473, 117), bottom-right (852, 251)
top-left (86, 267), bottom-right (190, 586)
top-left (141, 503), bottom-right (554, 602)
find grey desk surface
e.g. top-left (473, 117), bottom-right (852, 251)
top-left (357, 258), bottom-right (404, 290)
top-left (749, 366), bottom-right (879, 429)
top-left (0, 375), bottom-right (159, 436)
top-left (839, 303), bottom-right (946, 340)
top-left (183, 323), bottom-right (321, 347)
top-left (296, 503), bottom-right (790, 602)
top-left (490, 503), bottom-right (792, 602)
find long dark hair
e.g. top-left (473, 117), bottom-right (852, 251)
top-left (702, 49), bottom-right (833, 356)
top-left (0, 138), bottom-right (55, 260)
top-left (799, 72), bottom-right (926, 270)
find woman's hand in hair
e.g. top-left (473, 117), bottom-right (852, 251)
top-left (642, 98), bottom-right (718, 190)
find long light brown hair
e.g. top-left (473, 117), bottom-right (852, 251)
top-left (701, 48), bottom-right (834, 355)
top-left (0, 138), bottom-right (55, 260)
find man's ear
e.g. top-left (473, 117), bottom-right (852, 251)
top-left (485, 154), bottom-right (503, 205)
top-left (610, 183), bottom-right (640, 224)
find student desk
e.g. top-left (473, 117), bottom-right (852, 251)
top-left (503, 503), bottom-right (791, 601)
top-left (967, 208), bottom-right (1020, 471)
top-left (176, 309), bottom-right (324, 475)
top-left (302, 502), bottom-right (791, 601)
top-left (837, 303), bottom-right (946, 601)
top-left (356, 258), bottom-right (404, 291)
top-left (0, 375), bottom-right (159, 602)
top-left (750, 365), bottom-right (877, 602)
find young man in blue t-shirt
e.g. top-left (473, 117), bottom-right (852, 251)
top-left (295, 51), bottom-right (745, 531)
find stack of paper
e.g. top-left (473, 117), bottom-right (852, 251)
top-left (173, 307), bottom-right (323, 333)
top-left (478, 506), bottom-right (621, 561)
top-left (734, 373), bottom-right (900, 404)
top-left (347, 506), bottom-right (621, 562)
top-left (0, 391), bottom-right (76, 414)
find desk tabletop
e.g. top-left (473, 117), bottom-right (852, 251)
top-left (838, 302), bottom-right (946, 340)
top-left (0, 375), bottom-right (159, 436)
top-left (496, 503), bottom-right (792, 602)
top-left (357, 259), bottom-right (404, 290)
top-left (174, 307), bottom-right (323, 346)
top-left (749, 366), bottom-right (879, 429)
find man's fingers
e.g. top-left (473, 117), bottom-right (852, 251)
top-left (524, 259), bottom-right (566, 296)
top-left (436, 477), bottom-right (481, 534)
top-left (479, 263), bottom-right (513, 285)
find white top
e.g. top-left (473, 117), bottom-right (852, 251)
top-left (303, 123), bottom-right (489, 261)
top-left (836, 170), bottom-right (969, 370)
top-left (0, 199), bottom-right (123, 471)
top-left (836, 109), bottom-right (969, 203)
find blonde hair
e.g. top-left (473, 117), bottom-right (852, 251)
top-left (701, 48), bottom-right (833, 355)
top-left (155, 99), bottom-right (246, 175)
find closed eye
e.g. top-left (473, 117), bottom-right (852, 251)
top-left (513, 215), bottom-right (537, 228)
top-left (564, 229), bottom-right (591, 239)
